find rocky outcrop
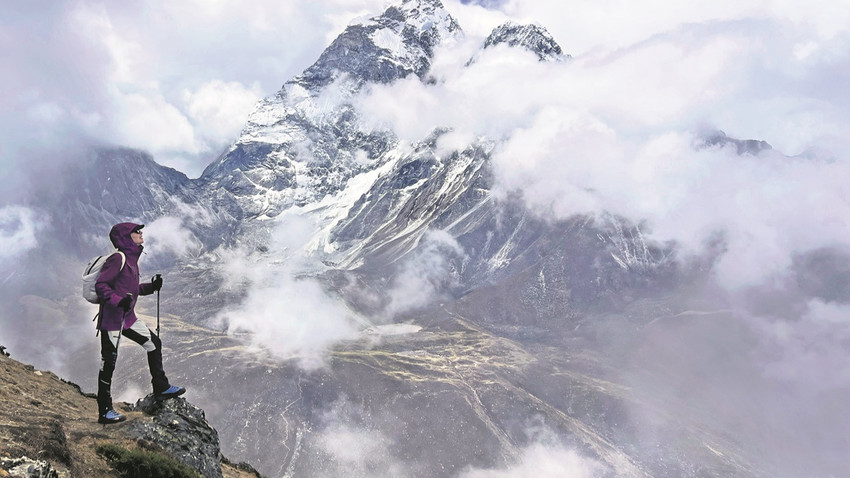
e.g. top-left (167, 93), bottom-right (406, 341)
top-left (0, 349), bottom-right (260, 478)
top-left (0, 456), bottom-right (61, 478)
top-left (130, 395), bottom-right (225, 478)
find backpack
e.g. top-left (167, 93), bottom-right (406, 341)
top-left (82, 251), bottom-right (125, 304)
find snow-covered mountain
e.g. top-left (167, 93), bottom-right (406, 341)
top-left (197, 0), bottom-right (460, 222)
top-left (22, 0), bottom-right (802, 477)
top-left (480, 21), bottom-right (568, 62)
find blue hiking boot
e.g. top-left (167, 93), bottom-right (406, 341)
top-left (154, 385), bottom-right (186, 400)
top-left (98, 409), bottom-right (126, 424)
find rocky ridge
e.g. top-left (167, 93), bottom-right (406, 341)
top-left (0, 346), bottom-right (261, 478)
top-left (481, 21), bottom-right (567, 62)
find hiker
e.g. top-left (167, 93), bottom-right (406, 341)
top-left (95, 222), bottom-right (185, 424)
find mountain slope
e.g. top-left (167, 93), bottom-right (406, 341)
top-left (196, 0), bottom-right (462, 225)
top-left (0, 346), bottom-right (260, 478)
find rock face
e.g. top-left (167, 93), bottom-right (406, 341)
top-left (55, 148), bottom-right (195, 251)
top-left (0, 456), bottom-right (60, 478)
top-left (130, 396), bottom-right (225, 478)
top-left (482, 21), bottom-right (567, 62)
top-left (291, 0), bottom-right (461, 90)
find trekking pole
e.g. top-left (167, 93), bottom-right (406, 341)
top-left (154, 274), bottom-right (161, 337)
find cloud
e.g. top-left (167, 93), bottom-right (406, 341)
top-left (183, 80), bottom-right (263, 147)
top-left (460, 443), bottom-right (605, 478)
top-left (459, 422), bottom-right (606, 478)
top-left (315, 423), bottom-right (401, 474)
top-left (757, 299), bottom-right (850, 389)
top-left (494, 114), bottom-right (850, 290)
top-left (213, 214), bottom-right (366, 369)
top-left (485, 0), bottom-right (850, 57)
top-left (144, 215), bottom-right (204, 262)
top-left (1, 0), bottom-right (390, 179)
top-left (218, 270), bottom-right (360, 370)
top-left (108, 89), bottom-right (199, 155)
top-left (308, 398), bottom-right (409, 477)
top-left (353, 9), bottom-right (850, 291)
top-left (0, 206), bottom-right (46, 262)
top-left (383, 230), bottom-right (466, 318)
top-left (620, 291), bottom-right (850, 477)
top-left (309, 397), bottom-right (607, 478)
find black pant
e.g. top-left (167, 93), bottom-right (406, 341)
top-left (97, 322), bottom-right (170, 414)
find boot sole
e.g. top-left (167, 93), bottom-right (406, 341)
top-left (154, 388), bottom-right (186, 401)
top-left (98, 416), bottom-right (126, 424)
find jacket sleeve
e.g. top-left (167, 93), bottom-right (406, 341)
top-left (95, 253), bottom-right (124, 307)
top-left (139, 281), bottom-right (154, 296)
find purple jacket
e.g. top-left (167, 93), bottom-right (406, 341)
top-left (95, 222), bottom-right (155, 331)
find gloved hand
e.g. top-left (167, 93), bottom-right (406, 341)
top-left (151, 275), bottom-right (163, 292)
top-left (117, 295), bottom-right (132, 311)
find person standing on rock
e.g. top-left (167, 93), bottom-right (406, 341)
top-left (95, 222), bottom-right (185, 424)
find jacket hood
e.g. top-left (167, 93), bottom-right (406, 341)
top-left (109, 222), bottom-right (143, 253)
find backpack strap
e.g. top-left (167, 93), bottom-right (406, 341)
top-left (93, 251), bottom-right (125, 335)
top-left (96, 250), bottom-right (126, 312)
top-left (113, 251), bottom-right (126, 271)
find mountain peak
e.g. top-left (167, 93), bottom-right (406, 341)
top-left (482, 21), bottom-right (567, 62)
top-left (290, 0), bottom-right (461, 91)
top-left (697, 129), bottom-right (773, 155)
top-left (202, 0), bottom-right (463, 220)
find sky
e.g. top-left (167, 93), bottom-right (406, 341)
top-left (3, 0), bottom-right (850, 474)
top-left (4, 0), bottom-right (847, 179)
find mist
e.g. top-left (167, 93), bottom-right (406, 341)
top-left (354, 15), bottom-right (850, 294)
top-left (383, 230), bottom-right (466, 318)
top-left (0, 0), bottom-right (391, 180)
top-left (0, 205), bottom-right (45, 261)
top-left (460, 444), bottom-right (604, 478)
top-left (210, 214), bottom-right (366, 369)
top-left (0, 211), bottom-right (108, 383)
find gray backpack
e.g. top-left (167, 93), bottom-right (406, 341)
top-left (82, 251), bottom-right (125, 304)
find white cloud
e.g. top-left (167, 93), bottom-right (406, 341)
top-left (460, 443), bottom-right (606, 478)
top-left (486, 0), bottom-right (850, 56)
top-left (183, 80), bottom-right (263, 147)
top-left (213, 214), bottom-right (365, 369)
top-left (0, 206), bottom-right (45, 261)
top-left (759, 299), bottom-right (850, 389)
top-left (1, 0), bottom-right (390, 178)
top-left (384, 230), bottom-right (466, 318)
top-left (144, 215), bottom-right (204, 261)
top-left (493, 114), bottom-right (850, 289)
top-left (217, 267), bottom-right (361, 369)
top-left (69, 3), bottom-right (143, 86)
top-left (457, 420), bottom-right (609, 478)
top-left (353, 8), bottom-right (850, 291)
top-left (109, 89), bottom-right (199, 154)
top-left (310, 398), bottom-right (409, 477)
top-left (317, 424), bottom-right (390, 465)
